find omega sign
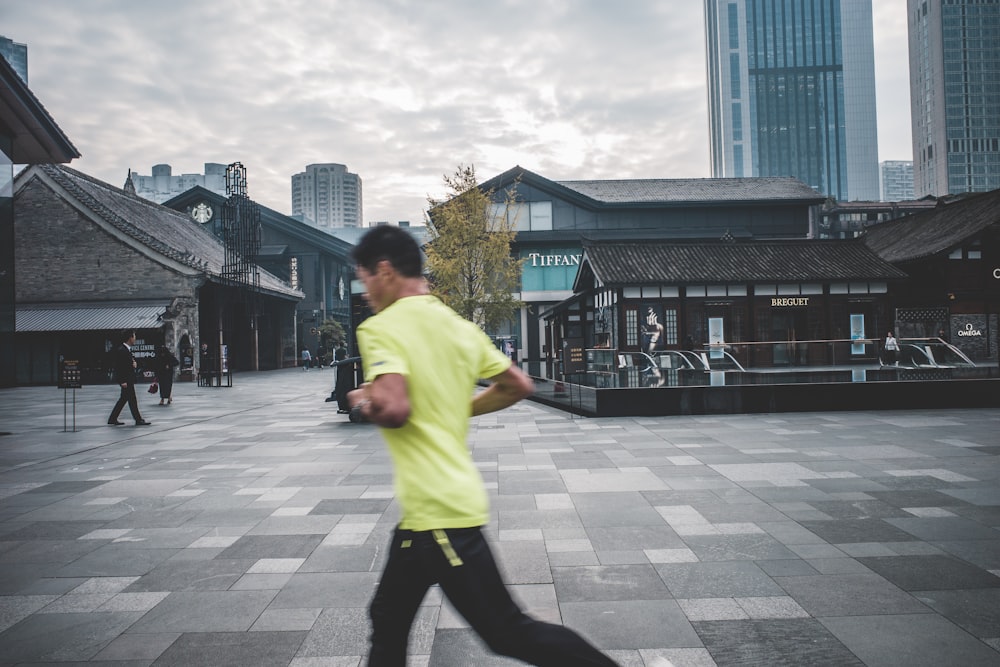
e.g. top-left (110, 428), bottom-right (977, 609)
top-left (528, 253), bottom-right (581, 267)
top-left (957, 323), bottom-right (983, 337)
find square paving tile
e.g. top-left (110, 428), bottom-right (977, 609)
top-left (821, 614), bottom-right (1000, 667)
top-left (216, 534), bottom-right (324, 560)
top-left (775, 574), bottom-right (930, 616)
top-left (693, 619), bottom-right (863, 666)
top-left (655, 561), bottom-right (785, 598)
top-left (856, 555), bottom-right (1000, 591)
top-left (0, 610), bottom-right (142, 662)
top-left (798, 519), bottom-right (918, 544)
top-left (911, 588), bottom-right (1000, 638)
top-left (125, 590), bottom-right (277, 633)
top-left (562, 599), bottom-right (702, 650)
top-left (151, 630), bottom-right (307, 666)
top-left (552, 564), bottom-right (672, 602)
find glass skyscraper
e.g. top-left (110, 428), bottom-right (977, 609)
top-left (909, 0), bottom-right (1000, 196)
top-left (705, 0), bottom-right (880, 201)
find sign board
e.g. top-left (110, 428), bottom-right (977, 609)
top-left (58, 359), bottom-right (82, 389)
top-left (563, 338), bottom-right (587, 374)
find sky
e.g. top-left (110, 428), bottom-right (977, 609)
top-left (4, 0), bottom-right (912, 225)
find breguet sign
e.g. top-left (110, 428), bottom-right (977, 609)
top-left (771, 297), bottom-right (810, 307)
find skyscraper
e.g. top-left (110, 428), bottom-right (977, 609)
top-left (0, 36), bottom-right (28, 84)
top-left (908, 0), bottom-right (1000, 196)
top-left (880, 160), bottom-right (915, 201)
top-left (705, 0), bottom-right (880, 201)
top-left (290, 163), bottom-right (363, 229)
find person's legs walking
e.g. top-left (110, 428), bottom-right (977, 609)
top-left (108, 386), bottom-right (128, 423)
top-left (435, 528), bottom-right (618, 667)
top-left (367, 528), bottom-right (435, 667)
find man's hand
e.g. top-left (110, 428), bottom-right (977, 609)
top-left (348, 377), bottom-right (410, 428)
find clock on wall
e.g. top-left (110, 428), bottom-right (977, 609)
top-left (191, 202), bottom-right (213, 224)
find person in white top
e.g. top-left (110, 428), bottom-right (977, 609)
top-left (884, 331), bottom-right (899, 366)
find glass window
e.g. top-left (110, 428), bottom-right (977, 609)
top-left (662, 286), bottom-right (680, 298)
top-left (800, 284), bottom-right (823, 295)
top-left (687, 286), bottom-right (706, 297)
top-left (529, 201), bottom-right (552, 231)
top-left (777, 284), bottom-right (799, 295)
top-left (641, 286), bottom-right (659, 298)
top-left (707, 285), bottom-right (727, 297)
top-left (728, 284), bottom-right (747, 296)
top-left (755, 284), bottom-right (777, 295)
top-left (663, 308), bottom-right (679, 346)
top-left (830, 283), bottom-right (848, 294)
top-left (949, 248), bottom-right (963, 259)
top-left (623, 287), bottom-right (641, 298)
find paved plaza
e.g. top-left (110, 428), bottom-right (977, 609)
top-left (0, 368), bottom-right (998, 666)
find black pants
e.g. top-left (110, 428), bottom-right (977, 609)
top-left (158, 374), bottom-right (174, 399)
top-left (368, 526), bottom-right (618, 667)
top-left (109, 382), bottom-right (142, 422)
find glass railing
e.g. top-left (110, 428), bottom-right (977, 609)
top-left (519, 338), bottom-right (994, 413)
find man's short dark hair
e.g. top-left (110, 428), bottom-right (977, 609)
top-left (119, 330), bottom-right (135, 344)
top-left (352, 226), bottom-right (422, 278)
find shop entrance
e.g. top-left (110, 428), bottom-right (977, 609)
top-left (771, 309), bottom-right (808, 365)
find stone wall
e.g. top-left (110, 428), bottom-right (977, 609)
top-left (15, 179), bottom-right (198, 303)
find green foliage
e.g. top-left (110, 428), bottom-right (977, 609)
top-left (318, 318), bottom-right (345, 348)
top-left (425, 165), bottom-right (524, 332)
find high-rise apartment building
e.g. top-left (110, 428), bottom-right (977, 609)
top-left (0, 36), bottom-right (28, 84)
top-left (908, 0), bottom-right (1000, 196)
top-left (705, 0), bottom-right (880, 201)
top-left (880, 160), bottom-right (915, 201)
top-left (129, 163), bottom-right (228, 203)
top-left (290, 163), bottom-right (362, 229)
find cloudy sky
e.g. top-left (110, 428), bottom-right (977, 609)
top-left (6, 0), bottom-right (911, 224)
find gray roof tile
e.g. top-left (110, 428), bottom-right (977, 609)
top-left (39, 165), bottom-right (302, 300)
top-left (863, 188), bottom-right (1000, 263)
top-left (582, 241), bottom-right (907, 285)
top-left (556, 177), bottom-right (823, 204)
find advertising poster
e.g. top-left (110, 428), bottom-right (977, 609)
top-left (850, 314), bottom-right (865, 355)
top-left (641, 304), bottom-right (665, 355)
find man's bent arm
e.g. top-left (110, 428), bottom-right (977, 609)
top-left (349, 373), bottom-right (411, 428)
top-left (472, 364), bottom-right (534, 417)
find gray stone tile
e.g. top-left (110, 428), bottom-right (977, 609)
top-left (150, 630), bottom-right (307, 666)
top-left (216, 534), bottom-right (324, 560)
top-left (124, 558), bottom-right (253, 592)
top-left (911, 588), bottom-right (1000, 638)
top-left (821, 614), bottom-right (1000, 667)
top-left (656, 561), bottom-right (785, 598)
top-left (775, 573), bottom-right (930, 616)
top-left (55, 545), bottom-right (178, 578)
top-left (92, 632), bottom-right (181, 661)
top-left (798, 518), bottom-right (919, 544)
top-left (0, 610), bottom-right (142, 662)
top-left (932, 539), bottom-right (1000, 570)
top-left (299, 545), bottom-right (383, 573)
top-left (693, 619), bottom-right (864, 666)
top-left (585, 524), bottom-right (685, 551)
top-left (856, 555), bottom-right (1000, 591)
top-left (296, 607), bottom-right (378, 658)
top-left (126, 590), bottom-right (277, 633)
top-left (681, 534), bottom-right (800, 561)
top-left (885, 516), bottom-right (1000, 541)
top-left (269, 572), bottom-right (380, 608)
top-left (552, 564), bottom-right (672, 602)
top-left (562, 599), bottom-right (702, 650)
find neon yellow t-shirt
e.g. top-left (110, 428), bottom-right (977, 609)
top-left (357, 294), bottom-right (512, 531)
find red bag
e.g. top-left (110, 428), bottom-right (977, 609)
top-left (148, 382), bottom-right (159, 394)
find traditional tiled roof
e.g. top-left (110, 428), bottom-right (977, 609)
top-left (28, 165), bottom-right (302, 300)
top-left (862, 188), bottom-right (1000, 263)
top-left (0, 56), bottom-right (79, 164)
top-left (556, 176), bottom-right (823, 204)
top-left (477, 165), bottom-right (823, 206)
top-left (579, 240), bottom-right (907, 288)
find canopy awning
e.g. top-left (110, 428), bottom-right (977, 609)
top-left (15, 302), bottom-right (169, 332)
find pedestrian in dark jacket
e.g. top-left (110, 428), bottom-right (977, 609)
top-left (107, 330), bottom-right (151, 426)
top-left (154, 345), bottom-right (180, 405)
